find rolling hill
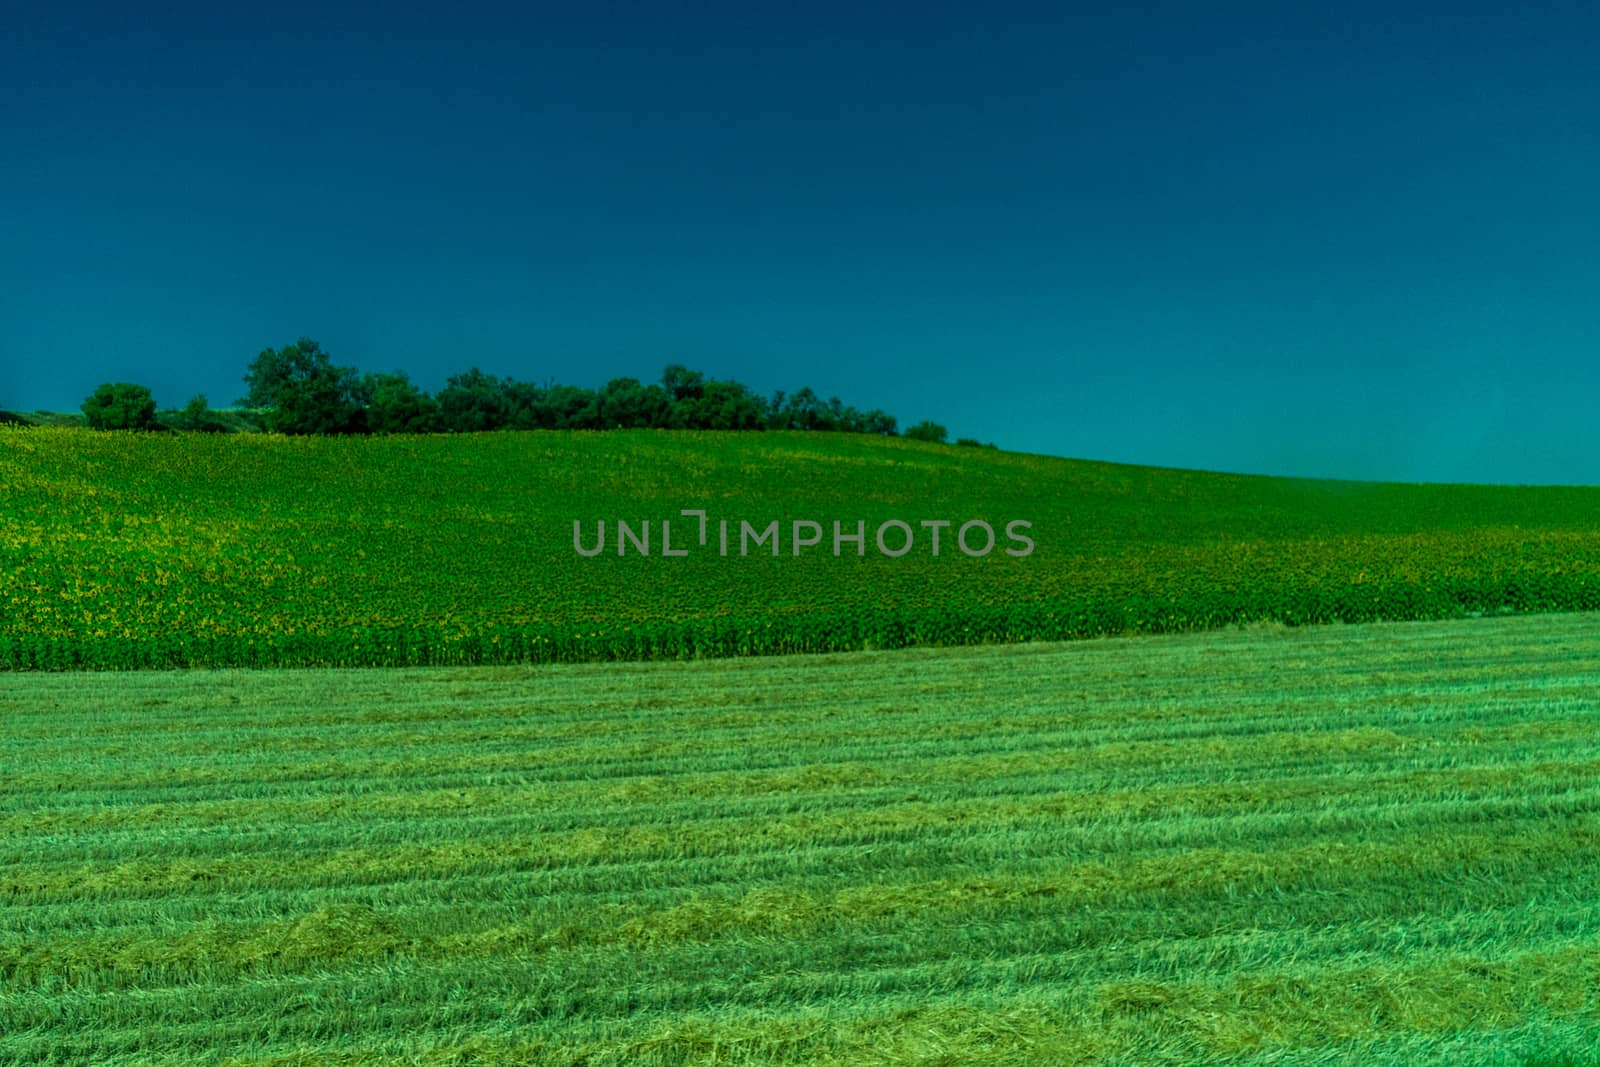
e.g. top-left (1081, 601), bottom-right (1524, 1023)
top-left (3, 426), bottom-right (1600, 669)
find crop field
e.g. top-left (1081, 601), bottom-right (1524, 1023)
top-left (5, 427), bottom-right (1600, 670)
top-left (4, 611), bottom-right (1600, 1064)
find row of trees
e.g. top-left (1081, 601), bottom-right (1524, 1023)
top-left (240, 338), bottom-right (940, 438)
top-left (74, 338), bottom-right (983, 444)
top-left (78, 338), bottom-right (963, 442)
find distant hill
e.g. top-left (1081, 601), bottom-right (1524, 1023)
top-left (3, 426), bottom-right (1600, 669)
top-left (6, 410), bottom-right (85, 427)
top-left (2, 408), bottom-right (269, 432)
top-left (152, 407), bottom-right (267, 433)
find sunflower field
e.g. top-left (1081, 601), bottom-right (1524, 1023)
top-left (3, 426), bottom-right (1600, 670)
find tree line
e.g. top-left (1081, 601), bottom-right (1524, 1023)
top-left (70, 337), bottom-right (990, 445)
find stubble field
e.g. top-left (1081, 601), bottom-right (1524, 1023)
top-left (4, 612), bottom-right (1600, 1064)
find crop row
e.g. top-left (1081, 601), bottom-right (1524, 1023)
top-left (3, 575), bottom-right (1597, 670)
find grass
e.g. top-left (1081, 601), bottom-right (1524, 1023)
top-left (3, 611), bottom-right (1600, 1064)
top-left (6, 427), bottom-right (1600, 669)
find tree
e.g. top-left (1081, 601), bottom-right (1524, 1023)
top-left (781, 386), bottom-right (823, 430)
top-left (863, 409), bottom-right (898, 435)
top-left (242, 338), bottom-right (364, 434)
top-left (766, 389), bottom-right (790, 429)
top-left (820, 396), bottom-right (871, 433)
top-left (436, 368), bottom-right (512, 432)
top-left (82, 382), bottom-right (157, 431)
top-left (504, 379), bottom-right (548, 429)
top-left (175, 393), bottom-right (226, 433)
top-left (904, 420), bottom-right (948, 443)
top-left (661, 364), bottom-right (705, 403)
top-left (677, 379), bottom-right (766, 430)
top-left (554, 384), bottom-right (604, 429)
top-left (596, 377), bottom-right (676, 428)
top-left (364, 372), bottom-right (441, 434)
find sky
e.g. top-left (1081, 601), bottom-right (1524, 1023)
top-left (3, 0), bottom-right (1598, 483)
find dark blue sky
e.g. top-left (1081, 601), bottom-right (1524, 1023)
top-left (4, 1), bottom-right (1598, 482)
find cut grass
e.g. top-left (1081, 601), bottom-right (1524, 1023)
top-left (3, 612), bottom-right (1600, 1063)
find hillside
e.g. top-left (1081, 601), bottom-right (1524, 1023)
top-left (3, 426), bottom-right (1600, 669)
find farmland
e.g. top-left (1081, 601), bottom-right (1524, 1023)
top-left (4, 611), bottom-right (1600, 1064)
top-left (5, 427), bottom-right (1600, 670)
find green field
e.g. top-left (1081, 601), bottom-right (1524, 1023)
top-left (4, 611), bottom-right (1600, 1064)
top-left (5, 427), bottom-right (1600, 670)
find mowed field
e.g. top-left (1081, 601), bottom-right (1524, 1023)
top-left (4, 613), bottom-right (1600, 1065)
